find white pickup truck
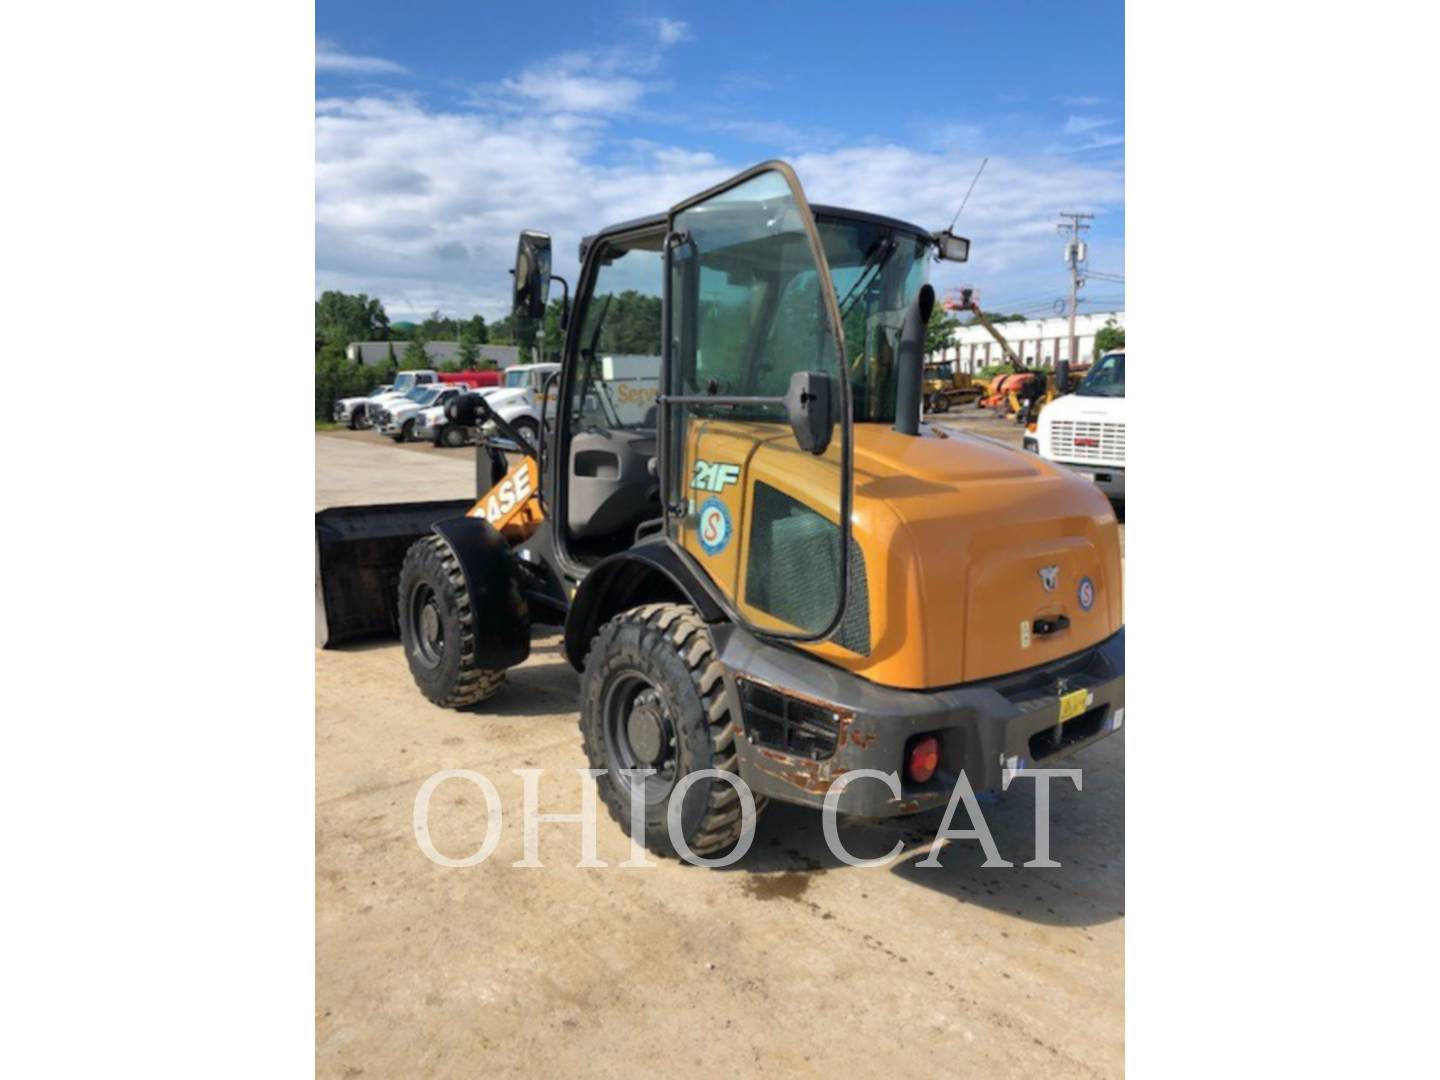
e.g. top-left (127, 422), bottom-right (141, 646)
top-left (372, 382), bottom-right (471, 443)
top-left (422, 362), bottom-right (561, 449)
top-left (331, 369), bottom-right (442, 430)
top-left (1027, 348), bottom-right (1125, 509)
top-left (331, 383), bottom-right (394, 429)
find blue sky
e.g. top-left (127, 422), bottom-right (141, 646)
top-left (316, 1), bottom-right (1124, 324)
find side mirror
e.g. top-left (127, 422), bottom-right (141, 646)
top-left (512, 230), bottom-right (552, 321)
top-left (783, 370), bottom-right (835, 456)
top-left (932, 229), bottom-right (970, 263)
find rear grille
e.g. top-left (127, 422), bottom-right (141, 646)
top-left (1049, 419), bottom-right (1125, 464)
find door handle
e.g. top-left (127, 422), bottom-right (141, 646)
top-left (1033, 615), bottom-right (1070, 636)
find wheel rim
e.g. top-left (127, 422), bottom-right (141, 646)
top-left (406, 581), bottom-right (445, 669)
top-left (602, 671), bottom-right (679, 804)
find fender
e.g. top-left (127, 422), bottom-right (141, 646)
top-left (564, 541), bottom-right (728, 670)
top-left (432, 515), bottom-right (532, 670)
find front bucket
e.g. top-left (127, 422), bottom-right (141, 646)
top-left (315, 500), bottom-right (474, 647)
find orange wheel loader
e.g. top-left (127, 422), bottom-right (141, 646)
top-left (315, 161), bottom-right (1125, 859)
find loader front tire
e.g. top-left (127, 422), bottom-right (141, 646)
top-left (398, 534), bottom-right (506, 708)
top-left (580, 603), bottom-right (763, 860)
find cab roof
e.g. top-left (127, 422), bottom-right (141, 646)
top-left (579, 204), bottom-right (933, 263)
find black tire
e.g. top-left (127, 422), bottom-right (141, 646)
top-left (440, 424), bottom-right (467, 449)
top-left (580, 603), bottom-right (763, 859)
top-left (356, 409), bottom-right (374, 430)
top-left (928, 393), bottom-right (951, 414)
top-left (391, 418), bottom-right (416, 444)
top-left (347, 407), bottom-right (363, 430)
top-left (397, 534), bottom-right (506, 708)
top-left (513, 417), bottom-right (539, 450)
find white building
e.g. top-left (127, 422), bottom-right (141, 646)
top-left (933, 310), bottom-right (1124, 373)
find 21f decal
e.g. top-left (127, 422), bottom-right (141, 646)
top-left (691, 460), bottom-right (740, 493)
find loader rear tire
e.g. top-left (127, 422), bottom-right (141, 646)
top-left (398, 534), bottom-right (507, 708)
top-left (580, 603), bottom-right (764, 860)
top-left (440, 424), bottom-right (467, 449)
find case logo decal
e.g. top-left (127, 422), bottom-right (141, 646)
top-left (692, 460), bottom-right (741, 493)
top-left (1077, 576), bottom-right (1095, 612)
top-left (697, 497), bottom-right (732, 556)
top-left (1038, 565), bottom-right (1059, 592)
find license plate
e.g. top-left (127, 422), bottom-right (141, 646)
top-left (1058, 688), bottom-right (1090, 723)
top-left (1074, 471), bottom-right (1095, 482)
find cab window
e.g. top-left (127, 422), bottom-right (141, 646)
top-left (570, 238), bottom-right (663, 430)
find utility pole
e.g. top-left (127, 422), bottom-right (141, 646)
top-left (1058, 212), bottom-right (1093, 367)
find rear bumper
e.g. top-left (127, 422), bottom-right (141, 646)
top-left (713, 624), bottom-right (1125, 818)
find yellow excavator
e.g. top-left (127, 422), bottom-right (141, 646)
top-left (315, 161), bottom-right (1125, 859)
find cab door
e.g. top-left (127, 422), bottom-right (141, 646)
top-left (662, 162), bottom-right (854, 644)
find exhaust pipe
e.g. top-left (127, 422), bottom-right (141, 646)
top-left (893, 284), bottom-right (935, 436)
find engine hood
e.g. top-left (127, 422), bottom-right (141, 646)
top-left (835, 423), bottom-right (1123, 687)
top-left (481, 387), bottom-right (530, 410)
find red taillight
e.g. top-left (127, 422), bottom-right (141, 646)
top-left (906, 735), bottom-right (940, 784)
top-left (1075, 436), bottom-right (1099, 447)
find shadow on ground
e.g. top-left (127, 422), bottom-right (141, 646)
top-left (714, 751), bottom-right (1123, 928)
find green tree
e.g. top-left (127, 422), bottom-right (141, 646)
top-left (386, 340), bottom-right (397, 367)
top-left (315, 290), bottom-right (389, 346)
top-left (400, 337), bottom-right (430, 370)
top-left (1093, 319), bottom-right (1125, 359)
top-left (464, 314), bottom-right (488, 344)
top-left (488, 313), bottom-right (517, 345)
top-left (457, 331), bottom-right (481, 367)
top-left (314, 340), bottom-right (380, 421)
top-left (925, 303), bottom-right (961, 356)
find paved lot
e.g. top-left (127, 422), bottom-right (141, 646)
top-left (315, 422), bottom-right (1125, 1079)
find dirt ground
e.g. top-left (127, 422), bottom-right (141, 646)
top-left (316, 417), bottom-right (1125, 1079)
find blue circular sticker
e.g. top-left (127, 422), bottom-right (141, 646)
top-left (1077, 576), bottom-right (1095, 612)
top-left (697, 497), bottom-right (732, 556)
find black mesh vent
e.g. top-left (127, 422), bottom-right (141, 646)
top-left (744, 482), bottom-right (870, 654)
top-left (835, 540), bottom-right (871, 656)
top-left (737, 680), bottom-right (840, 760)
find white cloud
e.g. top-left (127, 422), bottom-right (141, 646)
top-left (652, 18), bottom-right (692, 46)
top-left (475, 19), bottom-right (690, 117)
top-left (317, 92), bottom-right (1123, 322)
top-left (317, 22), bottom-right (1122, 323)
top-left (1062, 115), bottom-right (1113, 135)
top-left (316, 39), bottom-right (408, 76)
top-left (500, 69), bottom-right (647, 114)
top-left (1059, 95), bottom-right (1104, 107)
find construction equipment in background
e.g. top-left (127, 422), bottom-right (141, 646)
top-left (921, 359), bottom-right (983, 413)
top-left (941, 287), bottom-right (1088, 425)
top-left (315, 161), bottom-right (1125, 860)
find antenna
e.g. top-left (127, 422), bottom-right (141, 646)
top-left (948, 157), bottom-right (989, 232)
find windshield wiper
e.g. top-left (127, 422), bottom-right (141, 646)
top-left (837, 236), bottom-right (896, 318)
